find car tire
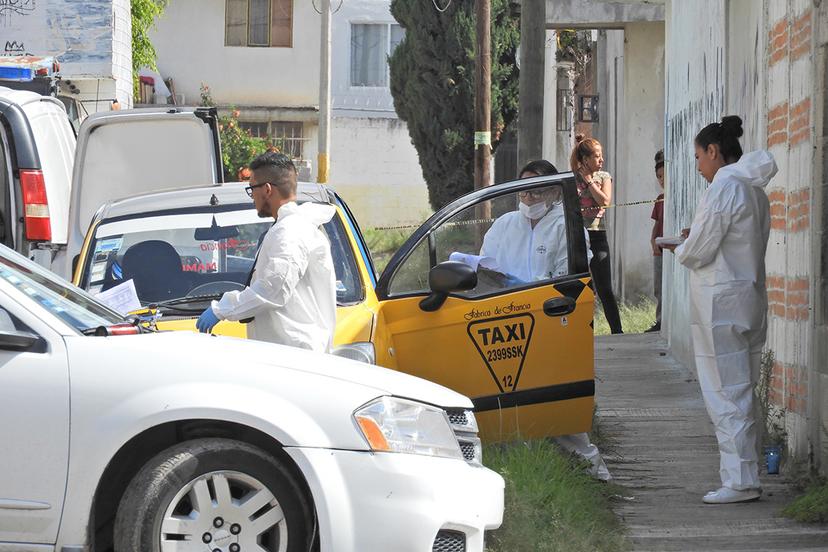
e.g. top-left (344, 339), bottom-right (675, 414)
top-left (114, 438), bottom-right (313, 552)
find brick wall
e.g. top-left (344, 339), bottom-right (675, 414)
top-left (764, 0), bottom-right (815, 458)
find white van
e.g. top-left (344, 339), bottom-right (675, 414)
top-left (0, 86), bottom-right (75, 270)
top-left (0, 87), bottom-right (223, 278)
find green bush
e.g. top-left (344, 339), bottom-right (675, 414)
top-left (199, 83), bottom-right (271, 181)
top-left (783, 479), bottom-right (828, 523)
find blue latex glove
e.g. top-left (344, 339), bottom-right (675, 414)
top-left (196, 307), bottom-right (220, 333)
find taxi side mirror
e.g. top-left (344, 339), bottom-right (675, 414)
top-left (419, 261), bottom-right (477, 312)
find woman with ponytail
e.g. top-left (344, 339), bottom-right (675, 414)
top-left (665, 115), bottom-right (778, 504)
top-left (570, 135), bottom-right (623, 334)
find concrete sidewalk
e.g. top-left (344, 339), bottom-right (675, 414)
top-left (596, 333), bottom-right (828, 551)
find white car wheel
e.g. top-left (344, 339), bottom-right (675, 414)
top-left (161, 470), bottom-right (288, 552)
top-left (114, 438), bottom-right (313, 552)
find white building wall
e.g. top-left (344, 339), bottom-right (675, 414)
top-left (663, 0), bottom-right (727, 365)
top-left (330, 117), bottom-right (430, 227)
top-left (331, 0), bottom-right (396, 117)
top-left (150, 0), bottom-right (320, 108)
top-left (612, 21), bottom-right (665, 301)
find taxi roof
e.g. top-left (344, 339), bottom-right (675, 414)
top-left (93, 181), bottom-right (337, 222)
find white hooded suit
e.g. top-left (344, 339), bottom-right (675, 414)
top-left (212, 201), bottom-right (337, 353)
top-left (676, 150), bottom-right (777, 491)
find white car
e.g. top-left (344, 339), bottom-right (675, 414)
top-left (0, 245), bottom-right (503, 551)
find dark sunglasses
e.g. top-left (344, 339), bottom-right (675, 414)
top-left (245, 182), bottom-right (271, 198)
top-left (518, 190), bottom-right (548, 199)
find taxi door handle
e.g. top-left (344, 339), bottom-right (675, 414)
top-left (543, 297), bottom-right (576, 317)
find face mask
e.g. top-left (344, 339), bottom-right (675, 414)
top-left (519, 201), bottom-right (548, 220)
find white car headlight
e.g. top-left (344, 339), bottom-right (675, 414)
top-left (354, 396), bottom-right (462, 460)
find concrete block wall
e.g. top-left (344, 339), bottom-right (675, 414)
top-left (111, 0), bottom-right (133, 108)
top-left (329, 116), bottom-right (430, 228)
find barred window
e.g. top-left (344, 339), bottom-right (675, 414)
top-left (238, 121), bottom-right (306, 160)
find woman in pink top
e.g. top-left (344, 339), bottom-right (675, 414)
top-left (570, 135), bottom-right (623, 334)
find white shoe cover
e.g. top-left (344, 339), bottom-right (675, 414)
top-left (702, 486), bottom-right (761, 504)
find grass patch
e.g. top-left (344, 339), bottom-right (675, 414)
top-left (594, 297), bottom-right (657, 336)
top-left (783, 477), bottom-right (828, 523)
top-left (362, 227), bottom-right (413, 274)
top-left (484, 439), bottom-right (628, 552)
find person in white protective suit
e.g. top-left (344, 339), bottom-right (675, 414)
top-left (480, 160), bottom-right (612, 481)
top-left (196, 152), bottom-right (337, 352)
top-left (666, 116), bottom-right (777, 504)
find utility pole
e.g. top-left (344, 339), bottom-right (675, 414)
top-left (517, 0), bottom-right (545, 170)
top-left (317, 0), bottom-right (332, 184)
top-left (474, 0), bottom-right (491, 191)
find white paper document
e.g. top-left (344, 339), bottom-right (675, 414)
top-left (94, 280), bottom-right (142, 315)
top-left (449, 252), bottom-right (499, 272)
top-left (655, 236), bottom-right (686, 247)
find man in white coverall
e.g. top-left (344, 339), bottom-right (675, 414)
top-left (480, 161), bottom-right (611, 481)
top-left (196, 152), bottom-right (337, 352)
top-left (667, 116), bottom-right (777, 504)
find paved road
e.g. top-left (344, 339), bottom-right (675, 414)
top-left (596, 333), bottom-right (828, 551)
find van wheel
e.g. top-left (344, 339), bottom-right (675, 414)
top-left (114, 438), bottom-right (312, 552)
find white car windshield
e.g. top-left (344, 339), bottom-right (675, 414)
top-left (79, 203), bottom-right (363, 308)
top-left (0, 246), bottom-right (125, 332)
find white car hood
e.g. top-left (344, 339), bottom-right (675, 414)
top-left (96, 331), bottom-right (473, 409)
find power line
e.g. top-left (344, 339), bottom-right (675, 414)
top-left (311, 0), bottom-right (344, 14)
top-left (432, 0), bottom-right (452, 12)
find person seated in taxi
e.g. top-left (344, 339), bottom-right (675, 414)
top-left (478, 160), bottom-right (612, 481)
top-left (479, 168), bottom-right (569, 285)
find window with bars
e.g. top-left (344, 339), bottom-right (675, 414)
top-left (350, 23), bottom-right (405, 87)
top-left (239, 121), bottom-right (306, 159)
top-left (226, 0), bottom-right (293, 48)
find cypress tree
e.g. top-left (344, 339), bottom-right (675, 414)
top-left (389, 0), bottom-right (520, 210)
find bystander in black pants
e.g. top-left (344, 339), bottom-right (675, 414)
top-left (588, 230), bottom-right (623, 334)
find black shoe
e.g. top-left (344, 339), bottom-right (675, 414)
top-left (645, 322), bottom-right (661, 333)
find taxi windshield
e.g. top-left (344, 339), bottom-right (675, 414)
top-left (80, 203), bottom-right (363, 308)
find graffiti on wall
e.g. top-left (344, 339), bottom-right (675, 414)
top-left (3, 40), bottom-right (30, 55)
top-left (0, 0), bottom-right (36, 27)
top-left (0, 0), bottom-right (113, 75)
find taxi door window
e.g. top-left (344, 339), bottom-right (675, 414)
top-left (387, 184), bottom-right (572, 298)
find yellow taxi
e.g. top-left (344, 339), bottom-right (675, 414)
top-left (72, 176), bottom-right (595, 440)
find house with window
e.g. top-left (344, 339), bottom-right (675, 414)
top-left (149, 0), bottom-right (429, 226)
top-left (150, 0), bottom-right (321, 178)
top-left (329, 0), bottom-right (429, 226)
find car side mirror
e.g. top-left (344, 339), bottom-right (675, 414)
top-left (0, 330), bottom-right (44, 352)
top-left (419, 261), bottom-right (477, 312)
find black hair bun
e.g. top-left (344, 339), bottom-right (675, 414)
top-left (720, 115), bottom-right (744, 138)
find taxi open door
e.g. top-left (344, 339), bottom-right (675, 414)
top-left (373, 174), bottom-right (595, 441)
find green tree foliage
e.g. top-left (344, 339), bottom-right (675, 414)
top-left (389, 0), bottom-right (520, 210)
top-left (131, 0), bottom-right (168, 94)
top-left (200, 84), bottom-right (270, 181)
